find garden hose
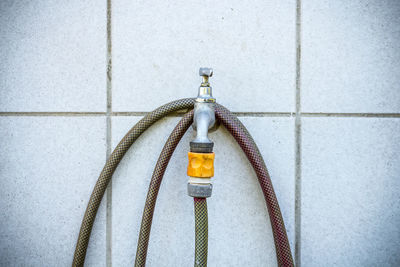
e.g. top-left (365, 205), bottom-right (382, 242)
top-left (72, 98), bottom-right (195, 267)
top-left (133, 103), bottom-right (293, 267)
top-left (215, 104), bottom-right (294, 267)
top-left (73, 99), bottom-right (293, 267)
top-left (134, 110), bottom-right (194, 266)
top-left (193, 198), bottom-right (208, 267)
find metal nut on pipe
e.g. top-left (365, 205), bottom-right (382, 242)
top-left (199, 67), bottom-right (213, 77)
top-left (187, 183), bottom-right (213, 198)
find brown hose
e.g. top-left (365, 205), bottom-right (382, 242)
top-left (134, 103), bottom-right (294, 267)
top-left (72, 98), bottom-right (195, 267)
top-left (73, 98), bottom-right (293, 267)
top-left (135, 110), bottom-right (194, 266)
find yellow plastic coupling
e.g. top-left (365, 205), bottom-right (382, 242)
top-left (187, 152), bottom-right (215, 178)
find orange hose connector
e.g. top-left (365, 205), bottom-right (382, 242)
top-left (187, 152), bottom-right (215, 178)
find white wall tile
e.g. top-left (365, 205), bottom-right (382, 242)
top-left (1, 1), bottom-right (399, 266)
top-left (113, 0), bottom-right (296, 112)
top-left (0, 117), bottom-right (107, 266)
top-left (111, 116), bottom-right (295, 266)
top-left (0, 1), bottom-right (106, 112)
top-left (301, 118), bottom-right (400, 266)
top-left (302, 0), bottom-right (400, 113)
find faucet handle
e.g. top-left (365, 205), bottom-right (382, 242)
top-left (196, 67), bottom-right (215, 102)
top-left (199, 67), bottom-right (213, 77)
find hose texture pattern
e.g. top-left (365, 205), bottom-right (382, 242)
top-left (194, 198), bottom-right (208, 267)
top-left (72, 98), bottom-right (195, 267)
top-left (134, 110), bottom-right (194, 266)
top-left (215, 104), bottom-right (294, 267)
top-left (135, 103), bottom-right (293, 267)
top-left (73, 98), bottom-right (293, 267)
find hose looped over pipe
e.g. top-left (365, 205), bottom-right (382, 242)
top-left (73, 98), bottom-right (293, 267)
top-left (73, 98), bottom-right (195, 267)
top-left (215, 104), bottom-right (293, 266)
top-left (134, 103), bottom-right (293, 266)
top-left (134, 110), bottom-right (194, 266)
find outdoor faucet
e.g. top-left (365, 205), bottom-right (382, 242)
top-left (190, 67), bottom-right (216, 153)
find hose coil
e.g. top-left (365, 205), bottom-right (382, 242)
top-left (73, 98), bottom-right (293, 267)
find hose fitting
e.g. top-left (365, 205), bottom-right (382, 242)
top-left (187, 152), bottom-right (215, 178)
top-left (187, 152), bottom-right (214, 198)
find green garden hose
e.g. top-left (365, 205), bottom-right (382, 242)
top-left (194, 198), bottom-right (208, 267)
top-left (134, 103), bottom-right (294, 267)
top-left (72, 98), bottom-right (195, 267)
top-left (73, 98), bottom-right (294, 267)
top-left (134, 110), bottom-right (194, 266)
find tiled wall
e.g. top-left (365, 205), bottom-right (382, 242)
top-left (0, 1), bottom-right (399, 266)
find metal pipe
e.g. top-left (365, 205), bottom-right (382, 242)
top-left (190, 68), bottom-right (216, 153)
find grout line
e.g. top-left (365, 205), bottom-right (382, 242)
top-left (106, 0), bottom-right (112, 266)
top-left (233, 112), bottom-right (294, 117)
top-left (301, 113), bottom-right (400, 118)
top-left (111, 111), bottom-right (296, 117)
top-left (0, 112), bottom-right (106, 116)
top-left (1, 111), bottom-right (399, 118)
top-left (295, 0), bottom-right (302, 266)
top-left (111, 111), bottom-right (188, 117)
top-left (111, 111), bottom-right (153, 116)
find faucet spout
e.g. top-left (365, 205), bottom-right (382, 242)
top-left (190, 68), bottom-right (216, 153)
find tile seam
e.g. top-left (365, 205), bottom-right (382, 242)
top-left (1, 112), bottom-right (400, 118)
top-left (301, 113), bottom-right (400, 118)
top-left (295, 0), bottom-right (302, 266)
top-left (106, 0), bottom-right (112, 266)
top-left (111, 111), bottom-right (296, 117)
top-left (0, 112), bottom-right (107, 116)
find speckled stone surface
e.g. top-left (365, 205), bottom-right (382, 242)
top-left (302, 0), bottom-right (400, 113)
top-left (301, 118), bottom-right (400, 266)
top-left (112, 0), bottom-right (296, 112)
top-left (0, 117), bottom-right (107, 266)
top-left (0, 1), bottom-right (106, 112)
top-left (1, 0), bottom-right (400, 266)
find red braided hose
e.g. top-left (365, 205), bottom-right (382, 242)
top-left (215, 104), bottom-right (294, 267)
top-left (72, 98), bottom-right (293, 266)
top-left (135, 103), bottom-right (294, 267)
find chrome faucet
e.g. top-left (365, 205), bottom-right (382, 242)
top-left (190, 68), bottom-right (216, 153)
